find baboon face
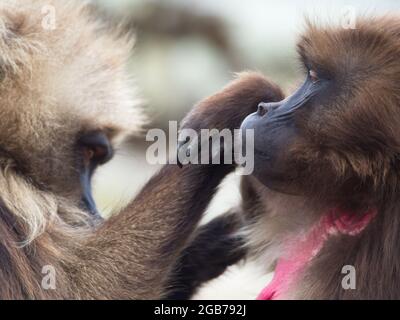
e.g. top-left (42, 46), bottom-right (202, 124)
top-left (0, 1), bottom-right (142, 213)
top-left (242, 17), bottom-right (400, 201)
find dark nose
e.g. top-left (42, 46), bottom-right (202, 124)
top-left (257, 102), bottom-right (280, 116)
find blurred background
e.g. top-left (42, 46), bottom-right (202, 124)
top-left (90, 0), bottom-right (400, 298)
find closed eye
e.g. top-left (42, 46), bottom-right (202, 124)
top-left (79, 131), bottom-right (114, 168)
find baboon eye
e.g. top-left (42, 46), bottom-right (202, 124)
top-left (309, 70), bottom-right (320, 83)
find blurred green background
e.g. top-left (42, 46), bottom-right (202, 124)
top-left (90, 0), bottom-right (400, 217)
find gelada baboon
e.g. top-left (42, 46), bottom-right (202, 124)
top-left (173, 16), bottom-right (400, 299)
top-left (0, 0), bottom-right (282, 299)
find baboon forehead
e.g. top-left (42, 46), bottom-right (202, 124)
top-left (0, 0), bottom-right (143, 145)
top-left (298, 16), bottom-right (400, 77)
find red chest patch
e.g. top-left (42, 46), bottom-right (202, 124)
top-left (257, 208), bottom-right (377, 300)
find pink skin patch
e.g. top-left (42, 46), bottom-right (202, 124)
top-left (257, 208), bottom-right (377, 300)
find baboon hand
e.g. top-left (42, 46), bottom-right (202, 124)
top-left (177, 72), bottom-right (284, 166)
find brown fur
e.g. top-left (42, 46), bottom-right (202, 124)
top-left (291, 16), bottom-right (400, 299)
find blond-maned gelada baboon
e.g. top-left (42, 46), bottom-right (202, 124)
top-left (171, 16), bottom-right (400, 299)
top-left (0, 0), bottom-right (282, 299)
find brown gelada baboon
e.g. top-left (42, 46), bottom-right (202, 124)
top-left (171, 16), bottom-right (400, 300)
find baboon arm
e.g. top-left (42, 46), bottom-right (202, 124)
top-left (73, 164), bottom-right (234, 299)
top-left (167, 210), bottom-right (246, 300)
top-left (68, 72), bottom-right (283, 299)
